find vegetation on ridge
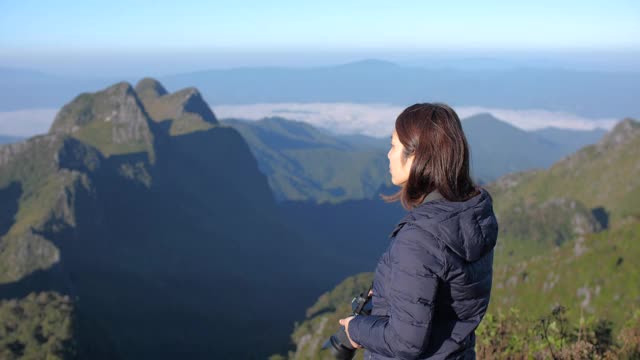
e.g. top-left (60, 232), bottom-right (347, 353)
top-left (0, 292), bottom-right (75, 360)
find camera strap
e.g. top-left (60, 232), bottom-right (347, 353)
top-left (353, 282), bottom-right (374, 314)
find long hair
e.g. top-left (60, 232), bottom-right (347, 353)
top-left (381, 103), bottom-right (479, 210)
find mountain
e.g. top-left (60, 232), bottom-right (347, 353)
top-left (489, 118), bottom-right (640, 233)
top-left (488, 217), bottom-right (640, 332)
top-left (478, 119), bottom-right (640, 353)
top-left (532, 127), bottom-right (606, 154)
top-left (277, 118), bottom-right (640, 359)
top-left (49, 81), bottom-right (156, 158)
top-left (2, 74), bottom-right (635, 358)
top-left (222, 114), bottom-right (606, 203)
top-left (3, 63), bottom-right (640, 119)
top-left (462, 113), bottom-right (604, 184)
top-left (481, 119), bottom-right (639, 263)
top-left (135, 78), bottom-right (218, 135)
top-left (0, 79), bottom-right (328, 359)
top-left (220, 117), bottom-right (390, 203)
top-left (475, 116), bottom-right (640, 319)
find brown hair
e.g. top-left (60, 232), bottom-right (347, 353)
top-left (381, 103), bottom-right (479, 210)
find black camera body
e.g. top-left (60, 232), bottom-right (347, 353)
top-left (322, 289), bottom-right (373, 360)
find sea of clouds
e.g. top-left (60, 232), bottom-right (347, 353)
top-left (214, 103), bottom-right (618, 138)
top-left (0, 109), bottom-right (59, 137)
top-left (0, 103), bottom-right (618, 138)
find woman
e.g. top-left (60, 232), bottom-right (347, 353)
top-left (338, 103), bottom-right (498, 360)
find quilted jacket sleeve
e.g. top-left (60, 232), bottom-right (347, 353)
top-left (348, 225), bottom-right (444, 360)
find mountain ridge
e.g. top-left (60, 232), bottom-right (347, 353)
top-left (135, 78), bottom-right (218, 136)
top-left (0, 78), bottom-right (322, 359)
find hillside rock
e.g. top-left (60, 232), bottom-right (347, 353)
top-left (597, 118), bottom-right (639, 151)
top-left (0, 134), bottom-right (62, 168)
top-left (48, 82), bottom-right (154, 158)
top-left (496, 196), bottom-right (601, 247)
top-left (0, 131), bottom-right (106, 284)
top-left (135, 78), bottom-right (218, 135)
top-left (134, 77), bottom-right (168, 99)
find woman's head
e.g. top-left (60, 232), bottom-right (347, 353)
top-left (383, 103), bottom-right (478, 209)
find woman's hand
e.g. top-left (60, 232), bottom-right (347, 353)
top-left (338, 316), bottom-right (362, 349)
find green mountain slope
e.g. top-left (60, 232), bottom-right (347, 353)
top-left (490, 118), bottom-right (639, 233)
top-left (480, 118), bottom-right (640, 263)
top-left (489, 219), bottom-right (640, 331)
top-left (484, 118), bottom-right (640, 333)
top-left (0, 134), bottom-right (96, 282)
top-left (221, 117), bottom-right (390, 203)
top-left (49, 82), bottom-right (155, 159)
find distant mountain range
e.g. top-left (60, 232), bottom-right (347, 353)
top-left (0, 67), bottom-right (115, 112)
top-left (2, 61), bottom-right (639, 119)
top-left (163, 60), bottom-right (640, 119)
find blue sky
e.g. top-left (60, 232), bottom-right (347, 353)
top-left (1, 0), bottom-right (639, 75)
top-left (2, 0), bottom-right (639, 51)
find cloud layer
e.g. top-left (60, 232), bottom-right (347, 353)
top-left (0, 108), bottom-right (58, 137)
top-left (0, 104), bottom-right (619, 138)
top-left (214, 103), bottom-right (618, 138)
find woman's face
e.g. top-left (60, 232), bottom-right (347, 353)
top-left (388, 130), bottom-right (414, 185)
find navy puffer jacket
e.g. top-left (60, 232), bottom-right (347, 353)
top-left (348, 188), bottom-right (498, 360)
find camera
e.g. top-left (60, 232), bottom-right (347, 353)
top-left (322, 289), bottom-right (373, 360)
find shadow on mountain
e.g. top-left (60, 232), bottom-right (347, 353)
top-left (0, 123), bottom-right (325, 359)
top-left (0, 109), bottom-right (410, 359)
top-left (0, 181), bottom-right (21, 236)
top-left (275, 183), bottom-right (406, 284)
top-left (591, 207), bottom-right (609, 230)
